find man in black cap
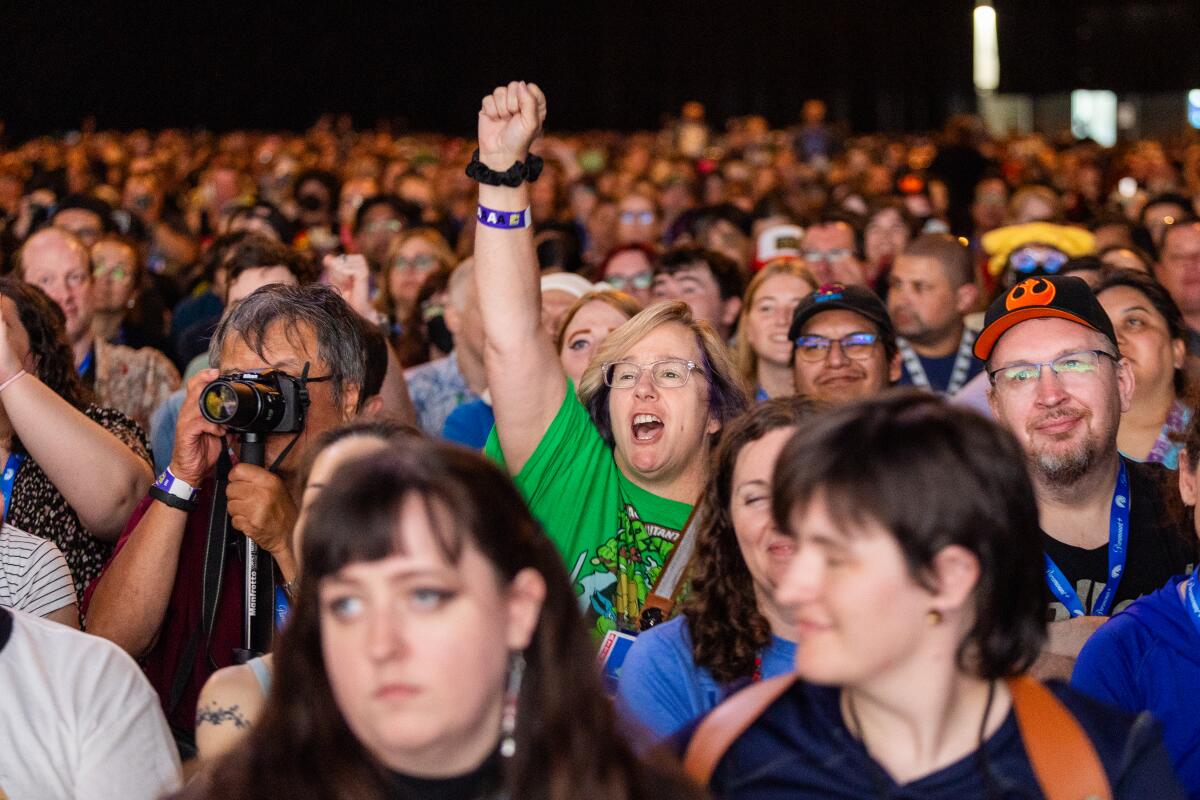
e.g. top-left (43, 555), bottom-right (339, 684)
top-left (789, 282), bottom-right (900, 405)
top-left (978, 275), bottom-right (1192, 677)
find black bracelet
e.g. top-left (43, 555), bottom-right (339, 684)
top-left (149, 485), bottom-right (198, 513)
top-left (465, 149), bottom-right (544, 187)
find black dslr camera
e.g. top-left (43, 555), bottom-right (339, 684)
top-left (199, 370), bottom-right (310, 434)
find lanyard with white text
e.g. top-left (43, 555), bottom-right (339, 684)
top-left (1044, 461), bottom-right (1130, 617)
top-left (0, 452), bottom-right (23, 523)
top-left (897, 328), bottom-right (976, 395)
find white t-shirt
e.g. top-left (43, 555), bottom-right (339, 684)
top-left (0, 524), bottom-right (75, 618)
top-left (0, 609), bottom-right (181, 800)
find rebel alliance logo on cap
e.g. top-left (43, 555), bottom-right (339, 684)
top-left (1005, 277), bottom-right (1056, 311)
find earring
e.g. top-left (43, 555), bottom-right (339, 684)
top-left (499, 651), bottom-right (526, 758)
top-left (926, 609), bottom-right (944, 626)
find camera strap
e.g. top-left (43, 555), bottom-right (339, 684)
top-left (166, 448), bottom-right (234, 720)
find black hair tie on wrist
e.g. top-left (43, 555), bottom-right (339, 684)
top-left (466, 149), bottom-right (544, 187)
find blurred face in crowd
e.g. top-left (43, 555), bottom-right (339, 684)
top-left (1099, 248), bottom-right (1150, 274)
top-left (802, 223), bottom-right (865, 286)
top-left (700, 218), bottom-right (750, 269)
top-left (356, 204), bottom-right (404, 271)
top-left (388, 237), bottom-right (440, 314)
top-left (1142, 200), bottom-right (1188, 251)
top-left (296, 178), bottom-right (334, 229)
top-left (792, 309), bottom-right (899, 405)
top-left (615, 194), bottom-right (659, 246)
top-left (225, 265), bottom-right (299, 306)
top-left (731, 426), bottom-right (798, 628)
top-left (652, 261), bottom-right (739, 337)
top-left (603, 248), bottom-right (654, 307)
top-left (90, 238), bottom-right (138, 314)
top-left (886, 254), bottom-right (975, 349)
top-left (987, 318), bottom-right (1132, 488)
top-left (971, 178), bottom-right (1007, 233)
top-left (1156, 223), bottom-right (1200, 325)
top-left (864, 208), bottom-right (909, 269)
top-left (53, 208), bottom-right (104, 248)
top-left (558, 299), bottom-right (631, 386)
top-left (744, 272), bottom-right (813, 372)
top-left (21, 228), bottom-right (95, 344)
top-left (1097, 285), bottom-right (1183, 405)
top-left (319, 495), bottom-right (543, 776)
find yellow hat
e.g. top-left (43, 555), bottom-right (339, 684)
top-left (981, 222), bottom-right (1095, 277)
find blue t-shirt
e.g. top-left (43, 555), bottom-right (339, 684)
top-left (1073, 575), bottom-right (1200, 799)
top-left (442, 399), bottom-right (495, 450)
top-left (897, 349), bottom-right (984, 395)
top-left (694, 680), bottom-right (1183, 799)
top-left (615, 616), bottom-right (795, 749)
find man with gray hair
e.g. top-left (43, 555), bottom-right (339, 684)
top-left (86, 283), bottom-right (371, 754)
top-left (404, 258), bottom-right (487, 435)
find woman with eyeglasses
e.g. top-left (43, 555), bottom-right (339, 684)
top-left (90, 233), bottom-right (170, 353)
top-left (600, 243), bottom-right (657, 307)
top-left (733, 259), bottom-right (817, 401)
top-left (1095, 268), bottom-right (1193, 468)
top-left (374, 227), bottom-right (457, 367)
top-left (473, 81), bottom-right (748, 643)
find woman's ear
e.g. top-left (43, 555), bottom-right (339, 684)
top-left (928, 544), bottom-right (981, 615)
top-left (1180, 451), bottom-right (1198, 507)
top-left (505, 568), bottom-right (547, 651)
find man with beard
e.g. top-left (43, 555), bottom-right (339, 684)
top-left (887, 233), bottom-right (982, 395)
top-left (979, 275), bottom-right (1192, 678)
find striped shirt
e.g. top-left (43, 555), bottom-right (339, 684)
top-left (0, 524), bottom-right (75, 618)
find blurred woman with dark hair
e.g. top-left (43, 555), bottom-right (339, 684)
top-left (177, 442), bottom-right (704, 800)
top-left (0, 278), bottom-right (152, 603)
top-left (617, 397), bottom-right (818, 746)
top-left (688, 391), bottom-right (1183, 798)
top-left (1095, 268), bottom-right (1194, 468)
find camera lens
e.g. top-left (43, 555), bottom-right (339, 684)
top-left (202, 383), bottom-right (240, 423)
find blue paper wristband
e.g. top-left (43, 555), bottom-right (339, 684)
top-left (477, 205), bottom-right (531, 230)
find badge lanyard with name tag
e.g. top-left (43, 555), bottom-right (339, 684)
top-left (1185, 570), bottom-right (1200, 638)
top-left (897, 328), bottom-right (977, 395)
top-left (1044, 461), bottom-right (1129, 618)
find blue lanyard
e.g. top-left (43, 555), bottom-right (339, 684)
top-left (1184, 572), bottom-right (1200, 639)
top-left (0, 452), bottom-right (23, 523)
top-left (1044, 461), bottom-right (1130, 617)
top-left (274, 585), bottom-right (291, 630)
top-left (77, 349), bottom-right (94, 377)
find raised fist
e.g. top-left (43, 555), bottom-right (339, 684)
top-left (477, 81), bottom-right (547, 170)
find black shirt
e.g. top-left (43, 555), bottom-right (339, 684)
top-left (388, 751), bottom-right (503, 800)
top-left (1042, 458), bottom-right (1194, 622)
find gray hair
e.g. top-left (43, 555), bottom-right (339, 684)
top-left (209, 283), bottom-right (368, 410)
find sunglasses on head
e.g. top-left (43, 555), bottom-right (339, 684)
top-left (1009, 245), bottom-right (1069, 276)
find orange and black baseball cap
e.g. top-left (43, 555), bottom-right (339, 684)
top-left (974, 275), bottom-right (1118, 361)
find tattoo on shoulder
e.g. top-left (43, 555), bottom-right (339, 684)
top-left (196, 702), bottom-right (250, 729)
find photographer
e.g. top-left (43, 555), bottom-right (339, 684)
top-left (85, 283), bottom-right (371, 756)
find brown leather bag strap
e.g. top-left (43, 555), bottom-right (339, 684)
top-left (1007, 675), bottom-right (1112, 800)
top-left (682, 674), bottom-right (797, 785)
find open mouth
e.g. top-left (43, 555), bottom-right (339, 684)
top-left (632, 413), bottom-right (664, 442)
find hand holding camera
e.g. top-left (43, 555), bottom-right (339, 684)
top-left (168, 369), bottom-right (227, 487)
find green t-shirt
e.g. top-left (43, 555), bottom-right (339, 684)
top-left (485, 385), bottom-right (692, 639)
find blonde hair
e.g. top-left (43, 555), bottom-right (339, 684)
top-left (374, 226), bottom-right (457, 316)
top-left (577, 301), bottom-right (750, 447)
top-left (733, 259), bottom-right (817, 387)
top-left (554, 290), bottom-right (644, 354)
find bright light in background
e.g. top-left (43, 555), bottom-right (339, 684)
top-left (1072, 90), bottom-right (1118, 146)
top-left (973, 3), bottom-right (999, 93)
top-left (1189, 90), bottom-right (1200, 129)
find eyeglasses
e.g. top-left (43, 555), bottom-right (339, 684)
top-left (619, 211), bottom-right (655, 225)
top-left (392, 254), bottom-right (438, 272)
top-left (988, 349), bottom-right (1118, 392)
top-left (802, 248), bottom-right (851, 264)
top-left (1009, 245), bottom-right (1069, 275)
top-left (794, 332), bottom-right (879, 362)
top-left (364, 219), bottom-right (402, 235)
top-left (93, 263), bottom-right (131, 281)
top-left (602, 359), bottom-right (703, 389)
top-left (606, 272), bottom-right (653, 292)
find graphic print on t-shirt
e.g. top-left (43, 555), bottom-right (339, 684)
top-left (1047, 576), bottom-right (1136, 622)
top-left (574, 503), bottom-right (682, 638)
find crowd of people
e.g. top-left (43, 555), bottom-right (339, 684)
top-left (1, 77), bottom-right (1200, 798)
